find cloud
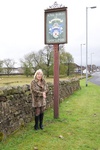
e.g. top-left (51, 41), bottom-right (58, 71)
top-left (0, 0), bottom-right (100, 66)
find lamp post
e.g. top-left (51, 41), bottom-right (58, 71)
top-left (91, 52), bottom-right (94, 73)
top-left (80, 43), bottom-right (85, 78)
top-left (86, 6), bottom-right (96, 86)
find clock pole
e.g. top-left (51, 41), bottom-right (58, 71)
top-left (44, 2), bottom-right (68, 119)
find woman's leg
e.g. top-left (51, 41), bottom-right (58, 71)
top-left (34, 107), bottom-right (40, 130)
top-left (39, 107), bottom-right (45, 129)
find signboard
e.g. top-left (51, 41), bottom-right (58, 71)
top-left (44, 7), bottom-right (67, 44)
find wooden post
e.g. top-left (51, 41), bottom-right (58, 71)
top-left (54, 44), bottom-right (59, 118)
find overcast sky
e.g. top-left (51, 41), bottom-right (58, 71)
top-left (0, 0), bottom-right (100, 67)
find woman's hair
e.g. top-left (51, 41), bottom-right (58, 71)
top-left (34, 69), bottom-right (44, 80)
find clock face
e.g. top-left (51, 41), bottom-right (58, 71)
top-left (45, 10), bottom-right (67, 44)
top-left (52, 29), bottom-right (59, 38)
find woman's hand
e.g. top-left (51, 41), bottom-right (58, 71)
top-left (43, 92), bottom-right (46, 99)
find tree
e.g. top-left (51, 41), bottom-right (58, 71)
top-left (38, 45), bottom-right (54, 77)
top-left (21, 46), bottom-right (54, 77)
top-left (66, 53), bottom-right (74, 76)
top-left (59, 47), bottom-right (74, 76)
top-left (20, 44), bottom-right (74, 77)
top-left (0, 60), bottom-right (3, 74)
top-left (20, 53), bottom-right (34, 77)
top-left (3, 59), bottom-right (15, 75)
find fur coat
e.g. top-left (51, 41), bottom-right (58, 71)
top-left (30, 79), bottom-right (48, 108)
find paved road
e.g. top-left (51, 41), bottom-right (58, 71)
top-left (89, 72), bottom-right (100, 86)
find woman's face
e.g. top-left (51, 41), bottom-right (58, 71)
top-left (36, 72), bottom-right (43, 81)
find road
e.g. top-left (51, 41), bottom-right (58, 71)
top-left (89, 72), bottom-right (100, 86)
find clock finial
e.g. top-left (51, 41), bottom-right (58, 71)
top-left (49, 1), bottom-right (65, 9)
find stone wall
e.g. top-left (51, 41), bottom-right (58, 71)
top-left (0, 78), bottom-right (80, 139)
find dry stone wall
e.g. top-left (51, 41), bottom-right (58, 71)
top-left (0, 78), bottom-right (80, 139)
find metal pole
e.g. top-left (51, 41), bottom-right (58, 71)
top-left (86, 7), bottom-right (88, 86)
top-left (81, 44), bottom-right (85, 78)
top-left (91, 53), bottom-right (92, 72)
top-left (91, 53), bottom-right (94, 72)
top-left (86, 6), bottom-right (96, 86)
top-left (81, 44), bottom-right (82, 78)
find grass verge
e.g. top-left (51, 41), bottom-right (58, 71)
top-left (0, 79), bottom-right (100, 150)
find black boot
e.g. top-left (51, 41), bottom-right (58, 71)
top-left (39, 113), bottom-right (44, 130)
top-left (34, 115), bottom-right (39, 130)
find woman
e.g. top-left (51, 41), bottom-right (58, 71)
top-left (30, 69), bottom-right (48, 130)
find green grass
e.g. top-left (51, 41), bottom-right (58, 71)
top-left (0, 75), bottom-right (33, 87)
top-left (0, 79), bottom-right (100, 150)
top-left (0, 75), bottom-right (71, 87)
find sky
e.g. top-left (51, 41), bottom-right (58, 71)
top-left (0, 0), bottom-right (100, 67)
